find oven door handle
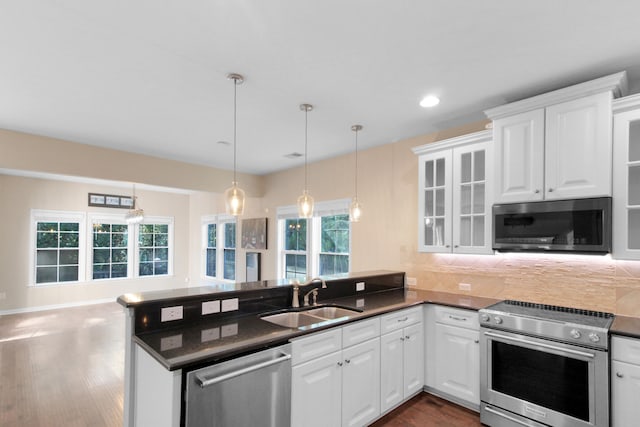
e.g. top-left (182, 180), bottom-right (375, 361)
top-left (483, 331), bottom-right (596, 359)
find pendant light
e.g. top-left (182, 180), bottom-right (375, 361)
top-left (349, 125), bottom-right (363, 222)
top-left (125, 183), bottom-right (145, 224)
top-left (297, 103), bottom-right (314, 218)
top-left (224, 73), bottom-right (246, 216)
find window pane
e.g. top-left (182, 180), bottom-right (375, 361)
top-left (94, 249), bottom-right (110, 264)
top-left (629, 165), bottom-right (640, 205)
top-left (154, 262), bottom-right (168, 275)
top-left (37, 250), bottom-right (57, 266)
top-left (460, 217), bottom-right (471, 246)
top-left (37, 232), bottom-right (58, 248)
top-left (435, 218), bottom-right (445, 246)
top-left (139, 233), bottom-right (153, 247)
top-left (154, 248), bottom-right (168, 262)
top-left (629, 120), bottom-right (640, 162)
top-left (460, 185), bottom-right (471, 215)
top-left (36, 267), bottom-right (58, 283)
top-left (112, 224), bottom-right (127, 233)
top-left (112, 233), bottom-right (127, 247)
top-left (38, 222), bottom-right (58, 232)
top-left (207, 224), bottom-right (217, 247)
top-left (140, 224), bottom-right (154, 233)
top-left (59, 266), bottom-right (78, 282)
top-left (60, 223), bottom-right (79, 232)
top-left (425, 190), bottom-right (434, 217)
top-left (629, 209), bottom-right (640, 250)
top-left (435, 158), bottom-right (445, 186)
top-left (285, 254), bottom-right (306, 279)
top-left (112, 249), bottom-right (127, 263)
top-left (154, 233), bottom-right (168, 247)
top-left (206, 248), bottom-right (216, 277)
top-left (59, 232), bottom-right (78, 248)
top-left (139, 262), bottom-right (153, 276)
top-left (94, 233), bottom-right (110, 247)
top-left (225, 223), bottom-right (236, 248)
top-left (435, 188), bottom-right (445, 216)
top-left (425, 160), bottom-right (434, 188)
top-left (321, 215), bottom-right (349, 254)
top-left (59, 249), bottom-right (78, 265)
top-left (319, 254), bottom-right (349, 275)
top-left (111, 263), bottom-right (127, 278)
top-left (285, 219), bottom-right (307, 251)
top-left (93, 265), bottom-right (110, 280)
top-left (224, 249), bottom-right (235, 280)
top-left (139, 248), bottom-right (153, 262)
top-left (473, 183), bottom-right (485, 214)
top-left (473, 216), bottom-right (485, 246)
top-left (154, 224), bottom-right (168, 234)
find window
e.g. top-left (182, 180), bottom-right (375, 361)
top-left (202, 215), bottom-right (236, 281)
top-left (283, 219), bottom-right (308, 280)
top-left (223, 222), bottom-right (236, 280)
top-left (139, 223), bottom-right (169, 276)
top-left (319, 214), bottom-right (350, 275)
top-left (205, 223), bottom-right (217, 277)
top-left (92, 223), bottom-right (128, 279)
top-left (31, 210), bottom-right (85, 285)
top-left (277, 199), bottom-right (351, 279)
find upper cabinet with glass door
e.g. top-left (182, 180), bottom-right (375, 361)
top-left (613, 94), bottom-right (640, 260)
top-left (413, 130), bottom-right (492, 254)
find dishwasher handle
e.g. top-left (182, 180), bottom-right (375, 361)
top-left (195, 352), bottom-right (292, 388)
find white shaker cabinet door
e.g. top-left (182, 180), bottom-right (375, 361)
top-left (545, 92), bottom-right (612, 200)
top-left (380, 330), bottom-right (404, 413)
top-left (342, 338), bottom-right (381, 427)
top-left (403, 321), bottom-right (424, 398)
top-left (611, 360), bottom-right (640, 427)
top-left (493, 108), bottom-right (545, 203)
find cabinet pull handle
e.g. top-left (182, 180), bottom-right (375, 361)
top-left (400, 337), bottom-right (405, 341)
top-left (548, 188), bottom-right (554, 192)
top-left (397, 317), bottom-right (409, 322)
top-left (454, 245), bottom-right (459, 248)
top-left (405, 336), bottom-right (411, 340)
top-left (345, 359), bottom-right (351, 364)
top-left (449, 315), bottom-right (467, 322)
top-left (337, 362), bottom-right (343, 367)
top-left (616, 372), bottom-right (624, 378)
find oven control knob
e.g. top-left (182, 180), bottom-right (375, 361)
top-left (494, 316), bottom-right (503, 324)
top-left (480, 313), bottom-right (490, 322)
top-left (570, 329), bottom-right (582, 339)
top-left (589, 333), bottom-right (601, 343)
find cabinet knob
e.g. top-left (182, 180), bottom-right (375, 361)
top-left (405, 335), bottom-right (411, 340)
top-left (454, 245), bottom-right (459, 248)
top-left (345, 359), bottom-right (351, 364)
top-left (616, 372), bottom-right (624, 378)
top-left (337, 362), bottom-right (343, 367)
top-left (474, 339), bottom-right (479, 344)
top-left (400, 337), bottom-right (405, 341)
top-left (534, 189), bottom-right (540, 194)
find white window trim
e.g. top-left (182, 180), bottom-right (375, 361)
top-left (201, 214), bottom-right (236, 283)
top-left (135, 216), bottom-right (175, 278)
top-left (29, 209), bottom-right (87, 287)
top-left (276, 199), bottom-right (351, 279)
top-left (220, 215), bottom-right (237, 282)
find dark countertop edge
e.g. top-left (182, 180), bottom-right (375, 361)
top-left (117, 270), bottom-right (403, 308)
top-left (611, 315), bottom-right (640, 339)
top-left (137, 290), bottom-right (498, 371)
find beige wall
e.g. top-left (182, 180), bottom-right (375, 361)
top-left (3, 122), bottom-right (640, 315)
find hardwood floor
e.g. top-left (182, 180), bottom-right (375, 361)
top-left (0, 303), bottom-right (483, 427)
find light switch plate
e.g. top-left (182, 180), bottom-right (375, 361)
top-left (161, 305), bottom-right (183, 322)
top-left (221, 298), bottom-right (239, 312)
top-left (202, 300), bottom-right (220, 315)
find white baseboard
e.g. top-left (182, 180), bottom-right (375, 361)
top-left (0, 297), bottom-right (116, 315)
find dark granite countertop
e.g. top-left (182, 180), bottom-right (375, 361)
top-left (611, 315), bottom-right (640, 339)
top-left (134, 288), bottom-right (499, 371)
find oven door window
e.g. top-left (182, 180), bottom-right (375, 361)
top-left (491, 341), bottom-right (589, 421)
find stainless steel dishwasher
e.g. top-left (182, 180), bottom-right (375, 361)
top-left (184, 343), bottom-right (292, 427)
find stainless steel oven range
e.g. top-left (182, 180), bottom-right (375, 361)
top-left (479, 300), bottom-right (614, 427)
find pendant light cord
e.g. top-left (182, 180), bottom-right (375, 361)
top-left (233, 78), bottom-right (238, 184)
top-left (354, 129), bottom-right (359, 198)
top-left (304, 107), bottom-right (308, 191)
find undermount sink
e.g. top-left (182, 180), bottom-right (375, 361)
top-left (260, 305), bottom-right (362, 329)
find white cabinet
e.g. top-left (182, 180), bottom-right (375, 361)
top-left (291, 317), bottom-right (381, 427)
top-left (488, 73), bottom-right (628, 204)
top-left (380, 307), bottom-right (424, 413)
top-left (613, 94), bottom-right (640, 260)
top-left (413, 131), bottom-right (492, 254)
top-left (611, 335), bottom-right (640, 427)
top-left (425, 305), bottom-right (480, 410)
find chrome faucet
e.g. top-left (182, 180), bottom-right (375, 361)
top-left (301, 277), bottom-right (327, 307)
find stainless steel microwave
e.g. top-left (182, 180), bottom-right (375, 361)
top-left (492, 197), bottom-right (612, 253)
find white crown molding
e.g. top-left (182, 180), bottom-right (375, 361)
top-left (484, 71), bottom-right (628, 120)
top-left (412, 129), bottom-right (492, 156)
top-left (613, 92), bottom-right (640, 114)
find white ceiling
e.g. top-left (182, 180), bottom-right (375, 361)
top-left (2, 1), bottom-right (640, 175)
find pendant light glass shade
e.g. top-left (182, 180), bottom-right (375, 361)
top-left (297, 104), bottom-right (314, 218)
top-left (125, 184), bottom-right (145, 224)
top-left (224, 73), bottom-right (245, 216)
top-left (349, 124), bottom-right (363, 222)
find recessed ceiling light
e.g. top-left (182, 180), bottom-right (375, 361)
top-left (420, 95), bottom-right (440, 108)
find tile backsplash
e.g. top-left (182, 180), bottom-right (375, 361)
top-left (408, 253), bottom-right (640, 316)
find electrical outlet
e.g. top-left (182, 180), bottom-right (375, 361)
top-left (202, 300), bottom-right (220, 315)
top-left (161, 305), bottom-right (183, 322)
top-left (459, 282), bottom-right (471, 291)
top-left (406, 277), bottom-right (417, 287)
top-left (221, 298), bottom-right (239, 312)
top-left (356, 282), bottom-right (365, 291)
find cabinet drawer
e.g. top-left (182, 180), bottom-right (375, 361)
top-left (612, 335), bottom-right (640, 365)
top-left (291, 328), bottom-right (342, 366)
top-left (433, 305), bottom-right (479, 330)
top-left (380, 307), bottom-right (422, 334)
top-left (343, 317), bottom-right (381, 348)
